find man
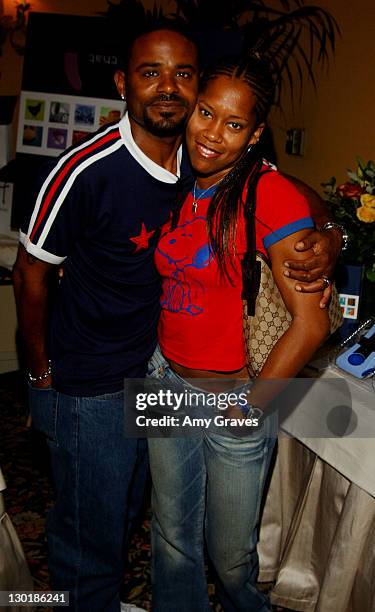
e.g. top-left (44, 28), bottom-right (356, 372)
top-left (14, 25), bottom-right (198, 612)
top-left (13, 22), bottom-right (343, 612)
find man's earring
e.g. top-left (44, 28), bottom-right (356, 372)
top-left (247, 140), bottom-right (259, 152)
top-left (120, 93), bottom-right (126, 101)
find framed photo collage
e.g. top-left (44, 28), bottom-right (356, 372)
top-left (17, 91), bottom-right (126, 157)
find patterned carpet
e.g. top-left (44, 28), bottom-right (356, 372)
top-left (0, 370), bottom-right (286, 612)
top-left (0, 370), bottom-right (156, 610)
top-left (0, 371), bottom-right (53, 592)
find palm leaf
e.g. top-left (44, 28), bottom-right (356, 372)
top-left (171, 0), bottom-right (245, 27)
top-left (173, 0), bottom-right (339, 98)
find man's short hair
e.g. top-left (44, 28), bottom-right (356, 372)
top-left (119, 19), bottom-right (199, 74)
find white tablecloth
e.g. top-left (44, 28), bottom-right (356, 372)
top-left (0, 467), bottom-right (34, 610)
top-left (0, 468), bottom-right (5, 492)
top-left (279, 365), bottom-right (375, 497)
top-left (0, 236), bottom-right (18, 271)
top-left (258, 365), bottom-right (375, 611)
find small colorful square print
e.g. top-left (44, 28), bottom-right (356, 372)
top-left (47, 127), bottom-right (68, 150)
top-left (72, 130), bottom-right (91, 145)
top-left (74, 104), bottom-right (95, 126)
top-left (339, 293), bottom-right (360, 319)
top-left (99, 106), bottom-right (121, 127)
top-left (25, 99), bottom-right (45, 121)
top-left (23, 125), bottom-right (43, 147)
top-left (49, 101), bottom-right (70, 124)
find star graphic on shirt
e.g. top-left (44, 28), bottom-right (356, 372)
top-left (130, 222), bottom-right (156, 252)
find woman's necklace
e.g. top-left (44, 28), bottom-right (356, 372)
top-left (192, 178), bottom-right (223, 214)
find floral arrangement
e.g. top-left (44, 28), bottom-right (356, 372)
top-left (322, 159), bottom-right (375, 282)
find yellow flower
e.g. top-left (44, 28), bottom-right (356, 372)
top-left (356, 206), bottom-right (375, 223)
top-left (360, 193), bottom-right (375, 208)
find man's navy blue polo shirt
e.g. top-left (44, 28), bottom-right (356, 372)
top-left (21, 113), bottom-right (193, 396)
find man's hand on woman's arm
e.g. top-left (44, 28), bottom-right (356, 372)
top-left (282, 175), bottom-right (344, 307)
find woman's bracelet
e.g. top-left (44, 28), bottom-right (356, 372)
top-left (27, 360), bottom-right (52, 383)
top-left (239, 399), bottom-right (264, 423)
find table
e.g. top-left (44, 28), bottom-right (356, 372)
top-left (0, 468), bottom-right (33, 611)
top-left (258, 365), bottom-right (375, 612)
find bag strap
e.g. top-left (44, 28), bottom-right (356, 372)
top-left (241, 165), bottom-right (269, 315)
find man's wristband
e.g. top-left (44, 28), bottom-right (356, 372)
top-left (27, 360), bottom-right (52, 383)
top-left (320, 221), bottom-right (349, 251)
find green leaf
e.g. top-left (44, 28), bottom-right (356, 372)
top-left (321, 177), bottom-right (336, 186)
top-left (356, 155), bottom-right (365, 168)
top-left (347, 170), bottom-right (359, 182)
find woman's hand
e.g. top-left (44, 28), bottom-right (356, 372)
top-left (220, 402), bottom-right (264, 437)
top-left (283, 227), bottom-right (343, 307)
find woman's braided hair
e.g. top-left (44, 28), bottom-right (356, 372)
top-left (200, 54), bottom-right (276, 280)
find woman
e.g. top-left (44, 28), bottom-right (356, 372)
top-left (147, 55), bottom-right (330, 612)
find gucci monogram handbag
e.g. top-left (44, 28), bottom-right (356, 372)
top-left (243, 252), bottom-right (343, 375)
top-left (241, 177), bottom-right (343, 376)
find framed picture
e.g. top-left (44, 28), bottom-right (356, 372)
top-left (16, 91), bottom-right (125, 157)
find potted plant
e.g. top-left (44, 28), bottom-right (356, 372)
top-left (322, 159), bottom-right (375, 321)
top-left (322, 159), bottom-right (375, 283)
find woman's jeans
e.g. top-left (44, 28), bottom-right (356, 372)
top-left (28, 385), bottom-right (148, 612)
top-left (147, 347), bottom-right (277, 612)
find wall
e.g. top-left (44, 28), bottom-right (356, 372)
top-left (1, 0), bottom-right (374, 191)
top-left (0, 1), bottom-right (105, 94)
top-left (0, 285), bottom-right (19, 373)
top-left (0, 1), bottom-right (373, 371)
top-left (0, 0), bottom-right (157, 149)
top-left (269, 0), bottom-right (375, 191)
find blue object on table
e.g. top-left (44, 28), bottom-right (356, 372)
top-left (336, 323), bottom-right (375, 378)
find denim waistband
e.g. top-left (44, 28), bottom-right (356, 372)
top-left (147, 347), bottom-right (278, 438)
top-left (148, 346), bottom-right (253, 395)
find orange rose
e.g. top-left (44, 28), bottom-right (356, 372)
top-left (360, 193), bottom-right (375, 208)
top-left (356, 206), bottom-right (375, 223)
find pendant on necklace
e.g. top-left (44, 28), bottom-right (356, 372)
top-left (192, 201), bottom-right (198, 214)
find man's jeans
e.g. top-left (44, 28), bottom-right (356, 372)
top-left (29, 386), bottom-right (148, 612)
top-left (147, 348), bottom-right (276, 612)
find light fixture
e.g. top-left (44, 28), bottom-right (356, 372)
top-left (0, 2), bottom-right (30, 57)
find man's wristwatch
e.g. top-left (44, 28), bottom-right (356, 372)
top-left (320, 221), bottom-right (349, 251)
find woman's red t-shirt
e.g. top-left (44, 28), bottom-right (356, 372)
top-left (155, 164), bottom-right (314, 371)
